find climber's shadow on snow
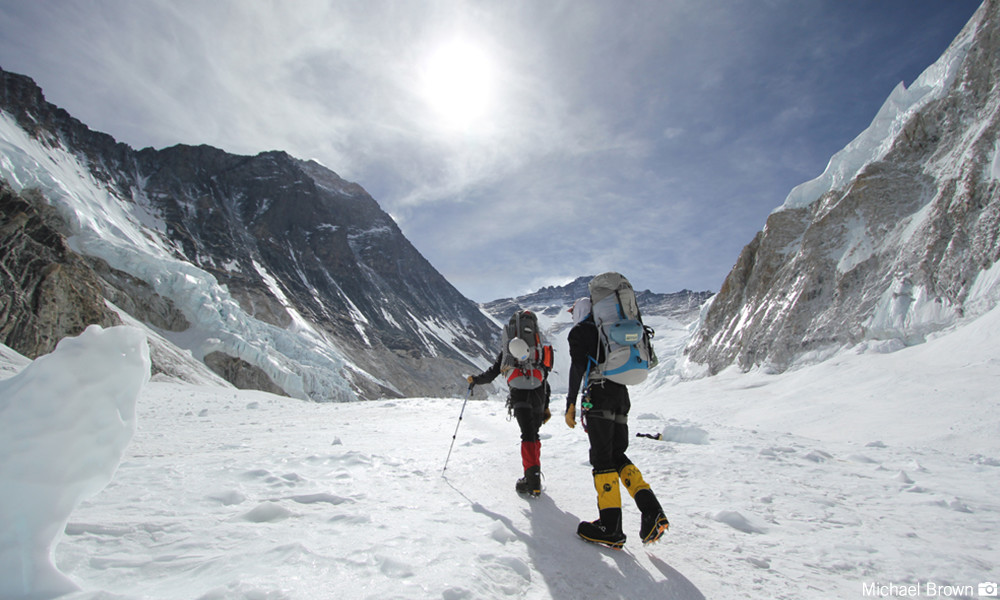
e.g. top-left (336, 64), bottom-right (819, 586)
top-left (472, 495), bottom-right (704, 600)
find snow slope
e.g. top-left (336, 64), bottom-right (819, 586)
top-left (1, 304), bottom-right (998, 599)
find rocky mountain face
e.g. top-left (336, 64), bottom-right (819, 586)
top-left (686, 0), bottom-right (1000, 375)
top-left (0, 182), bottom-right (121, 354)
top-left (0, 67), bottom-right (497, 400)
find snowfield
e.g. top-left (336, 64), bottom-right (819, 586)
top-left (1, 305), bottom-right (999, 599)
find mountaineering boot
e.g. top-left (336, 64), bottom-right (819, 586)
top-left (639, 505), bottom-right (670, 544)
top-left (577, 470), bottom-right (626, 549)
top-left (526, 464), bottom-right (541, 496)
top-left (577, 508), bottom-right (626, 549)
top-left (620, 463), bottom-right (669, 544)
top-left (515, 465), bottom-right (542, 497)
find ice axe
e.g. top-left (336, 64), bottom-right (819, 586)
top-left (636, 432), bottom-right (662, 440)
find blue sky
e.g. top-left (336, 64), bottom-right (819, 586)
top-left (0, 0), bottom-right (983, 301)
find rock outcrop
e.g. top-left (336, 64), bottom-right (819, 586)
top-left (0, 182), bottom-right (120, 356)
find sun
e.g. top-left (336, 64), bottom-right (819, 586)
top-left (421, 39), bottom-right (495, 131)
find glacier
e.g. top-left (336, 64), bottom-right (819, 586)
top-left (0, 111), bottom-right (360, 401)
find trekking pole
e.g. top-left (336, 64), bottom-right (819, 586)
top-left (442, 384), bottom-right (474, 477)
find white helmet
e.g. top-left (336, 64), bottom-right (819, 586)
top-left (508, 337), bottom-right (530, 361)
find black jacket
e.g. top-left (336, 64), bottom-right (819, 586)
top-left (566, 314), bottom-right (626, 411)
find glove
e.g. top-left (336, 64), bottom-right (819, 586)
top-left (466, 375), bottom-right (475, 386)
top-left (543, 407), bottom-right (552, 424)
top-left (565, 404), bottom-right (576, 429)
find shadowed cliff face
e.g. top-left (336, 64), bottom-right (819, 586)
top-left (686, 1), bottom-right (1000, 375)
top-left (0, 67), bottom-right (497, 400)
top-left (129, 145), bottom-right (499, 398)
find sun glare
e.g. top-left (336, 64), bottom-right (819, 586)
top-left (421, 40), bottom-right (495, 131)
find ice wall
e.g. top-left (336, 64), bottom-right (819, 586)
top-left (0, 325), bottom-right (149, 598)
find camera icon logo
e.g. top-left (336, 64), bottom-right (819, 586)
top-left (980, 581), bottom-right (999, 597)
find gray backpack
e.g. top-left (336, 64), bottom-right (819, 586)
top-left (588, 272), bottom-right (657, 385)
top-left (500, 310), bottom-right (553, 389)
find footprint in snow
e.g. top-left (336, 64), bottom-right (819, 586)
top-left (207, 490), bottom-right (247, 506)
top-left (327, 513), bottom-right (372, 525)
top-left (376, 554), bottom-right (414, 578)
top-left (476, 553), bottom-right (532, 586)
top-left (759, 447), bottom-right (796, 459)
top-left (328, 449), bottom-right (374, 466)
top-left (804, 450), bottom-right (833, 463)
top-left (489, 522), bottom-right (517, 544)
top-left (241, 468), bottom-right (273, 480)
top-left (894, 471), bottom-right (914, 484)
top-left (287, 492), bottom-right (353, 505)
top-left (848, 454), bottom-right (879, 464)
top-left (442, 587), bottom-right (473, 600)
top-left (971, 454), bottom-right (1000, 467)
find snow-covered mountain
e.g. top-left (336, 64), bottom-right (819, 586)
top-left (0, 67), bottom-right (498, 401)
top-left (482, 276), bottom-right (712, 324)
top-left (686, 0), bottom-right (1000, 375)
